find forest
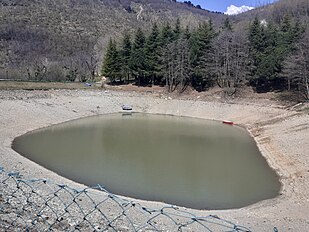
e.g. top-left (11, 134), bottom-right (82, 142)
top-left (102, 16), bottom-right (309, 99)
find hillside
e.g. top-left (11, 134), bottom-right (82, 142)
top-left (233, 0), bottom-right (309, 24)
top-left (0, 0), bottom-right (224, 80)
top-left (0, 0), bottom-right (308, 99)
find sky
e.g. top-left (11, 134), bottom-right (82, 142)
top-left (179, 0), bottom-right (277, 15)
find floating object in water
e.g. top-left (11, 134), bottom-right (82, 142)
top-left (122, 104), bottom-right (132, 111)
top-left (222, 120), bottom-right (234, 125)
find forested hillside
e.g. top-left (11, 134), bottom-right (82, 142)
top-left (0, 0), bottom-right (222, 81)
top-left (1, 0), bottom-right (308, 100)
top-left (102, 0), bottom-right (309, 100)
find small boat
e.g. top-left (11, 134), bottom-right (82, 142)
top-left (122, 104), bottom-right (132, 111)
top-left (222, 120), bottom-right (234, 125)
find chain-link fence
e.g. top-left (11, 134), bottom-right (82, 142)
top-left (0, 166), bottom-right (267, 231)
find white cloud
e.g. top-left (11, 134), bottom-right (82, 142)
top-left (224, 5), bottom-right (254, 15)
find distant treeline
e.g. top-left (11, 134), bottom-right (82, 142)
top-left (102, 16), bottom-right (309, 99)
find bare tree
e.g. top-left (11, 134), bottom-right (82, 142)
top-left (162, 38), bottom-right (191, 93)
top-left (213, 27), bottom-right (249, 96)
top-left (281, 29), bottom-right (309, 100)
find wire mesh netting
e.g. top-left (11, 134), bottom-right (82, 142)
top-left (0, 166), bottom-right (271, 231)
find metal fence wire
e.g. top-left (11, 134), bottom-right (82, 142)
top-left (0, 166), bottom-right (264, 231)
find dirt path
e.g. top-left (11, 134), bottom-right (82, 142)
top-left (0, 89), bottom-right (308, 231)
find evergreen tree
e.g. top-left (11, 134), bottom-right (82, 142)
top-left (248, 16), bottom-right (305, 91)
top-left (189, 21), bottom-right (216, 91)
top-left (223, 18), bottom-right (233, 31)
top-left (120, 32), bottom-right (132, 83)
top-left (130, 28), bottom-right (147, 85)
top-left (292, 18), bottom-right (305, 42)
top-left (249, 17), bottom-right (264, 50)
top-left (102, 38), bottom-right (121, 83)
top-left (173, 18), bottom-right (181, 40)
top-left (145, 23), bottom-right (160, 85)
top-left (101, 17), bottom-right (306, 97)
top-left (248, 17), bottom-right (264, 73)
top-left (184, 25), bottom-right (191, 40)
top-left (159, 22), bottom-right (174, 47)
top-left (248, 17), bottom-right (276, 91)
top-left (258, 23), bottom-right (282, 89)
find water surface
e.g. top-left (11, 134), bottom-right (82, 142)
top-left (13, 113), bottom-right (280, 209)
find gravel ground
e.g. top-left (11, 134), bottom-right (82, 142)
top-left (0, 89), bottom-right (308, 231)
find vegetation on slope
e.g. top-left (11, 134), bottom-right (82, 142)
top-left (0, 0), bottom-right (308, 100)
top-left (102, 15), bottom-right (308, 99)
top-left (0, 0), bottom-right (222, 81)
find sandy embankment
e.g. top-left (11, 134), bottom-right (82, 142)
top-left (0, 89), bottom-right (308, 231)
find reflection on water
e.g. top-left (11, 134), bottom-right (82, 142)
top-left (13, 113), bottom-right (280, 209)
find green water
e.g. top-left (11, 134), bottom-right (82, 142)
top-left (12, 113), bottom-right (280, 209)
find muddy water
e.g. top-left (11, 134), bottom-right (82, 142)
top-left (12, 113), bottom-right (280, 209)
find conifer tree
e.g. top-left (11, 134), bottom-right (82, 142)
top-left (160, 22), bottom-right (174, 47)
top-left (223, 18), bottom-right (232, 31)
top-left (120, 32), bottom-right (132, 83)
top-left (145, 23), bottom-right (160, 85)
top-left (249, 16), bottom-right (305, 91)
top-left (189, 21), bottom-right (216, 91)
top-left (173, 18), bottom-right (181, 40)
top-left (130, 28), bottom-right (147, 85)
top-left (101, 16), bottom-right (305, 96)
top-left (292, 19), bottom-right (305, 42)
top-left (248, 17), bottom-right (271, 90)
top-left (102, 38), bottom-right (121, 83)
top-left (258, 23), bottom-right (281, 88)
top-left (184, 25), bottom-right (191, 40)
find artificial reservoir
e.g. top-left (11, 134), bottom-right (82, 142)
top-left (12, 113), bottom-right (281, 209)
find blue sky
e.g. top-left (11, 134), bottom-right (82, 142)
top-left (179, 0), bottom-right (276, 13)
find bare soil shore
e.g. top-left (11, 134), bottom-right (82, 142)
top-left (0, 89), bottom-right (308, 231)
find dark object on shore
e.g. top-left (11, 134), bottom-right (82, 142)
top-left (222, 120), bottom-right (234, 125)
top-left (122, 104), bottom-right (132, 111)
